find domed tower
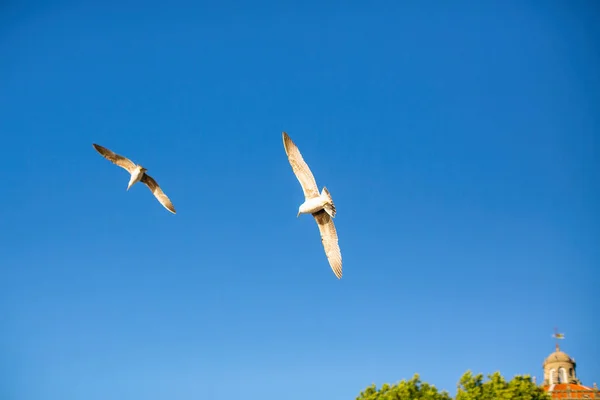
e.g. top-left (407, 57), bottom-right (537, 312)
top-left (542, 343), bottom-right (581, 385)
top-left (541, 339), bottom-right (599, 399)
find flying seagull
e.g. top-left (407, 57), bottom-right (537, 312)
top-left (282, 132), bottom-right (342, 279)
top-left (92, 143), bottom-right (176, 214)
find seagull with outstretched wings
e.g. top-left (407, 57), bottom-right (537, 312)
top-left (282, 132), bottom-right (342, 279)
top-left (92, 143), bottom-right (176, 214)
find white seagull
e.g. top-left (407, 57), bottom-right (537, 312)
top-left (282, 132), bottom-right (342, 279)
top-left (92, 143), bottom-right (176, 214)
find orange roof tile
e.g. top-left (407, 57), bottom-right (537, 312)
top-left (543, 383), bottom-right (599, 399)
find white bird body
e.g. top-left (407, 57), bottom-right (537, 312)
top-left (282, 132), bottom-right (342, 279)
top-left (298, 188), bottom-right (336, 217)
top-left (299, 196), bottom-right (328, 215)
top-left (127, 165), bottom-right (147, 190)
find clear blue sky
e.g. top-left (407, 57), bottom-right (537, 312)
top-left (1, 1), bottom-right (598, 399)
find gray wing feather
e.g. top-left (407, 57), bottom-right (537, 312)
top-left (141, 174), bottom-right (177, 214)
top-left (93, 143), bottom-right (136, 173)
top-left (313, 210), bottom-right (342, 279)
top-left (282, 132), bottom-right (320, 199)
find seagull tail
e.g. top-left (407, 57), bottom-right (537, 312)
top-left (321, 187), bottom-right (336, 218)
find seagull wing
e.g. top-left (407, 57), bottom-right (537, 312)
top-left (313, 210), bottom-right (342, 279)
top-left (93, 143), bottom-right (136, 173)
top-left (141, 174), bottom-right (177, 214)
top-left (282, 132), bottom-right (320, 199)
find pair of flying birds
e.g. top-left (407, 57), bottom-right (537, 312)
top-left (93, 132), bottom-right (343, 279)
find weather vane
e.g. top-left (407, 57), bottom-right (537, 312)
top-left (552, 326), bottom-right (565, 350)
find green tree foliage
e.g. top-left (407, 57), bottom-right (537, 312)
top-left (456, 371), bottom-right (551, 400)
top-left (355, 374), bottom-right (452, 400)
top-left (356, 371), bottom-right (551, 400)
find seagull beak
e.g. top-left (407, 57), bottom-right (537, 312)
top-left (297, 212), bottom-right (300, 218)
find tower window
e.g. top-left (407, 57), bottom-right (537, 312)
top-left (559, 368), bottom-right (567, 383)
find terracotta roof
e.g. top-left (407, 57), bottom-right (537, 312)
top-left (543, 383), bottom-right (599, 399)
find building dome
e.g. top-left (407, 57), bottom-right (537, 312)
top-left (544, 350), bottom-right (575, 366)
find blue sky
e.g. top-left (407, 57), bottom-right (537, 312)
top-left (1, 1), bottom-right (598, 399)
